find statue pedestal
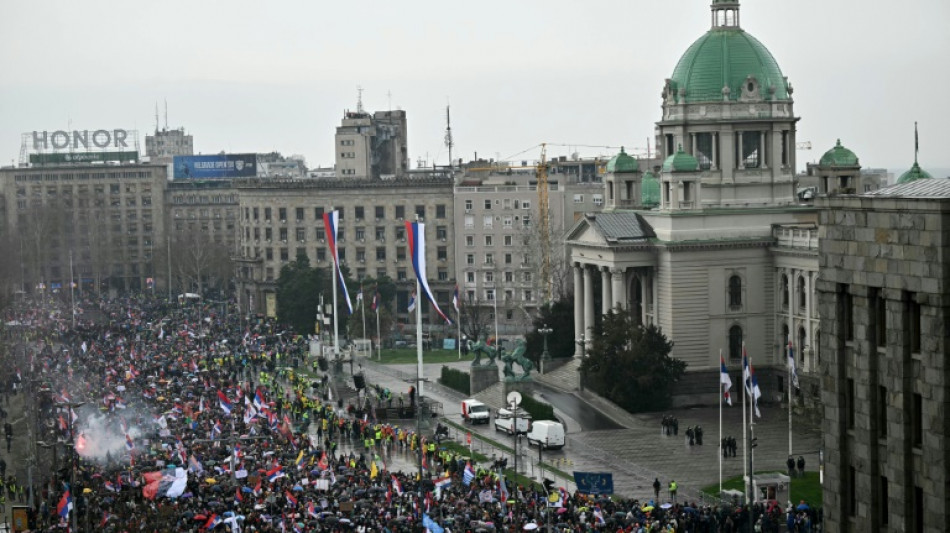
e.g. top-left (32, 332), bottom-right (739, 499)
top-left (503, 381), bottom-right (535, 404)
top-left (470, 364), bottom-right (499, 395)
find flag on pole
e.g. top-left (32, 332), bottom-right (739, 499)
top-left (788, 340), bottom-right (800, 389)
top-left (356, 285), bottom-right (364, 304)
top-left (405, 221), bottom-right (452, 324)
top-left (452, 284), bottom-right (460, 314)
top-left (217, 391), bottom-right (232, 415)
top-left (371, 290), bottom-right (380, 311)
top-left (57, 489), bottom-right (73, 519)
top-left (323, 210), bottom-right (353, 314)
top-left (720, 355), bottom-right (733, 406)
top-left (462, 462), bottom-right (476, 486)
top-left (407, 291), bottom-right (416, 313)
top-left (743, 351), bottom-right (762, 418)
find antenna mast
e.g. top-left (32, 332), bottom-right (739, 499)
top-left (164, 99), bottom-right (168, 130)
top-left (357, 86), bottom-right (364, 114)
top-left (155, 103), bottom-right (160, 132)
top-left (444, 104), bottom-right (454, 171)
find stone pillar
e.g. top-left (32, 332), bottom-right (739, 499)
top-left (804, 271), bottom-right (813, 372)
top-left (583, 266), bottom-right (595, 349)
top-left (737, 132), bottom-right (745, 169)
top-left (711, 132), bottom-right (719, 170)
top-left (573, 263), bottom-right (584, 357)
top-left (760, 131), bottom-right (768, 169)
top-left (611, 267), bottom-right (626, 310)
top-left (601, 267), bottom-right (612, 315)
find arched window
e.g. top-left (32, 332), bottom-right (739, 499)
top-left (729, 325), bottom-right (743, 361)
top-left (781, 274), bottom-right (789, 308)
top-left (798, 275), bottom-right (807, 310)
top-left (798, 327), bottom-right (807, 364)
top-left (728, 275), bottom-right (742, 308)
top-left (815, 330), bottom-right (821, 364)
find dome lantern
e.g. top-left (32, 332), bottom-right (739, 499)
top-left (711, 0), bottom-right (741, 29)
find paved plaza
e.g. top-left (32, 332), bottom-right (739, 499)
top-left (358, 356), bottom-right (822, 504)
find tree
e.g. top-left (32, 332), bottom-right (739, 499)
top-left (579, 309), bottom-right (685, 413)
top-left (167, 230), bottom-right (233, 295)
top-left (276, 250), bottom-right (329, 334)
top-left (458, 294), bottom-right (495, 345)
top-left (522, 296), bottom-right (575, 365)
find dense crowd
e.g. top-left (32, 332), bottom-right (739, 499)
top-left (0, 295), bottom-right (821, 532)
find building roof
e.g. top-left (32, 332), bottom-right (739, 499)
top-left (896, 161), bottom-right (933, 184)
top-left (819, 139), bottom-right (859, 168)
top-left (606, 147), bottom-right (638, 173)
top-left (582, 212), bottom-right (655, 243)
top-left (669, 4), bottom-right (789, 103)
top-left (642, 171), bottom-right (660, 206)
top-left (662, 145), bottom-right (700, 172)
top-left (864, 178), bottom-right (950, 198)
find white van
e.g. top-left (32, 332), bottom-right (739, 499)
top-left (461, 399), bottom-right (490, 424)
top-left (494, 407), bottom-right (531, 435)
top-left (525, 420), bottom-right (565, 450)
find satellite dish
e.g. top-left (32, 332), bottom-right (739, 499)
top-left (507, 391), bottom-right (522, 407)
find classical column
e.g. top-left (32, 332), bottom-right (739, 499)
top-left (760, 131), bottom-right (768, 169)
top-left (804, 271), bottom-right (813, 372)
top-left (711, 132), bottom-right (719, 170)
top-left (583, 266), bottom-right (595, 348)
top-left (573, 263), bottom-right (584, 357)
top-left (611, 267), bottom-right (626, 310)
top-left (601, 267), bottom-right (612, 315)
top-left (737, 132), bottom-right (745, 169)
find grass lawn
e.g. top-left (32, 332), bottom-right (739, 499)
top-left (375, 348), bottom-right (475, 365)
top-left (702, 471), bottom-right (822, 508)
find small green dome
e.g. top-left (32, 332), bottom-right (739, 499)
top-left (662, 145), bottom-right (699, 172)
top-left (819, 139), bottom-right (860, 167)
top-left (669, 26), bottom-right (789, 103)
top-left (897, 161), bottom-right (933, 184)
top-left (641, 171), bottom-right (660, 207)
top-left (606, 147), bottom-right (638, 173)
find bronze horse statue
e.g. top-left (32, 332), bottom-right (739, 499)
top-left (468, 337), bottom-right (498, 366)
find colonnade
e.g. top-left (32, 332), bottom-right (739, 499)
top-left (572, 262), bottom-right (656, 357)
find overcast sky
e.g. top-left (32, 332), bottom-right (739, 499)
top-left (2, 0), bottom-right (947, 175)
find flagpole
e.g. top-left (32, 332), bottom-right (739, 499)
top-left (788, 337), bottom-right (793, 457)
top-left (457, 312), bottom-right (462, 360)
top-left (742, 343), bottom-right (748, 503)
top-left (719, 349), bottom-right (723, 497)
top-left (375, 292), bottom-right (381, 361)
top-left (361, 283), bottom-right (367, 353)
top-left (332, 249), bottom-right (340, 362)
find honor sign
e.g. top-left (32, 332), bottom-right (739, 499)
top-left (31, 129), bottom-right (135, 152)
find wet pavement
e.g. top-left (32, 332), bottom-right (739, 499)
top-left (533, 384), bottom-right (622, 432)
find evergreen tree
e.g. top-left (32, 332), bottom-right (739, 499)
top-left (523, 297), bottom-right (575, 364)
top-left (275, 250), bottom-right (329, 334)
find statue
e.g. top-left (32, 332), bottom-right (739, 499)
top-left (468, 336), bottom-right (498, 366)
top-left (501, 338), bottom-right (534, 381)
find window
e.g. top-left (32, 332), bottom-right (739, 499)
top-left (592, 194), bottom-right (603, 207)
top-left (265, 248), bottom-right (274, 260)
top-left (524, 290), bottom-right (533, 301)
top-left (436, 204), bottom-right (446, 219)
top-left (848, 466), bottom-right (856, 517)
top-left (798, 275), bottom-right (807, 309)
top-left (485, 289), bottom-right (495, 301)
top-left (505, 253), bottom-right (512, 264)
top-left (465, 235), bottom-right (474, 247)
top-left (523, 272), bottom-right (532, 283)
top-left (847, 378), bottom-right (855, 429)
top-left (279, 228), bottom-right (288, 241)
top-left (874, 288), bottom-right (887, 347)
top-left (505, 271), bottom-right (514, 283)
top-left (376, 248), bottom-right (386, 261)
top-left (356, 249), bottom-right (366, 262)
top-left (314, 207), bottom-right (324, 220)
top-left (728, 325), bottom-right (743, 360)
top-left (466, 254), bottom-right (475, 265)
top-left (375, 206), bottom-right (385, 219)
top-left (466, 272), bottom-right (475, 283)
top-left (464, 199), bottom-right (473, 211)
top-left (438, 269), bottom-right (448, 281)
top-left (522, 215), bottom-right (531, 227)
top-left (878, 385), bottom-right (887, 438)
top-left (316, 248), bottom-right (326, 262)
top-left (908, 295), bottom-right (921, 353)
top-left (295, 228), bottom-right (306, 242)
top-left (355, 227), bottom-right (365, 241)
top-left (279, 207), bottom-right (287, 221)
top-left (522, 200), bottom-right (531, 210)
top-left (397, 269), bottom-right (407, 281)
top-left (573, 194), bottom-right (585, 204)
top-left (842, 286), bottom-right (854, 341)
top-left (464, 215), bottom-right (474, 229)
top-left (503, 215), bottom-right (513, 228)
top-left (484, 235), bottom-right (493, 246)
top-left (375, 227), bottom-right (386, 240)
top-left (395, 227), bottom-right (405, 241)
top-left (485, 253), bottom-right (494, 265)
top-left (483, 215), bottom-right (493, 229)
top-left (781, 274), bottom-right (789, 307)
top-left (506, 309), bottom-right (513, 320)
top-left (396, 247), bottom-right (406, 261)
top-left (280, 248), bottom-right (289, 261)
top-left (395, 205), bottom-right (405, 219)
top-left (414, 205), bottom-right (425, 219)
top-left (337, 248), bottom-right (345, 262)
top-left (504, 235), bottom-right (513, 246)
top-left (913, 393), bottom-right (922, 448)
top-left (436, 226), bottom-right (447, 240)
top-left (265, 228), bottom-right (273, 241)
top-left (437, 246), bottom-right (447, 261)
top-left (728, 275), bottom-right (742, 308)
top-left (296, 207), bottom-right (304, 222)
top-left (355, 206), bottom-right (364, 220)
top-left (484, 199), bottom-right (492, 210)
top-left (485, 271), bottom-right (494, 283)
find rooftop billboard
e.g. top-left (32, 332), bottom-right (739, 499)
top-left (173, 154), bottom-right (258, 179)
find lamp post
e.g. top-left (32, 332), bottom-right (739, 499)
top-left (538, 324), bottom-right (553, 374)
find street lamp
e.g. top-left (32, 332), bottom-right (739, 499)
top-left (538, 324), bottom-right (553, 374)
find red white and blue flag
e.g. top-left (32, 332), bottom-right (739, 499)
top-left (452, 284), bottom-right (460, 314)
top-left (203, 513), bottom-right (222, 529)
top-left (405, 220), bottom-right (452, 324)
top-left (125, 433), bottom-right (135, 451)
top-left (217, 391), bottom-right (232, 415)
top-left (57, 489), bottom-right (73, 519)
top-left (742, 347), bottom-right (762, 418)
top-left (253, 389), bottom-right (265, 411)
top-left (371, 290), bottom-right (380, 312)
top-left (285, 490), bottom-right (298, 507)
top-left (720, 355), bottom-right (733, 406)
top-left (267, 465), bottom-right (285, 482)
top-left (391, 474), bottom-right (403, 496)
top-left (323, 210), bottom-right (353, 314)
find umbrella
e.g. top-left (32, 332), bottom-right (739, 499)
top-left (640, 506), bottom-right (654, 512)
top-left (523, 523), bottom-right (539, 531)
top-left (682, 507), bottom-right (698, 515)
top-left (660, 503), bottom-right (673, 509)
top-left (205, 478), bottom-right (217, 484)
top-left (796, 503), bottom-right (810, 511)
top-left (293, 485), bottom-right (304, 492)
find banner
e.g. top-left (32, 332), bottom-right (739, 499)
top-left (573, 472), bottom-right (614, 495)
top-left (173, 154), bottom-right (257, 179)
top-left (30, 151), bottom-right (139, 164)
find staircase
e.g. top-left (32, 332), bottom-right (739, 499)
top-left (535, 358), bottom-right (581, 392)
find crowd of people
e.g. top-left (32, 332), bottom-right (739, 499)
top-left (0, 294), bottom-right (821, 532)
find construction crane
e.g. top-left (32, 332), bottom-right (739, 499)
top-left (537, 143), bottom-right (552, 303)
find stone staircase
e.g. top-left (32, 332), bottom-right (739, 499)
top-left (473, 381), bottom-right (507, 410)
top-left (535, 357), bottom-right (581, 392)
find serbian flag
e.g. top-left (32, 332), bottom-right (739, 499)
top-left (452, 284), bottom-right (460, 314)
top-left (125, 433), bottom-right (134, 451)
top-left (391, 474), bottom-right (404, 496)
top-left (720, 355), bottom-right (733, 406)
top-left (253, 389), bottom-right (265, 410)
top-left (405, 221), bottom-right (452, 324)
top-left (323, 210), bottom-right (353, 314)
top-left (407, 291), bottom-right (416, 313)
top-left (267, 465), bottom-right (284, 482)
top-left (462, 462), bottom-right (476, 486)
top-left (307, 501), bottom-right (318, 518)
top-left (371, 290), bottom-right (380, 312)
top-left (317, 451), bottom-right (329, 471)
top-left (788, 339), bottom-right (800, 389)
top-left (57, 489), bottom-right (73, 519)
top-left (217, 391), bottom-right (232, 415)
top-left (285, 490), bottom-right (298, 507)
top-left (203, 513), bottom-right (222, 529)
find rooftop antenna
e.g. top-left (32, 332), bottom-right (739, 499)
top-left (155, 102), bottom-right (160, 133)
top-left (914, 121), bottom-right (919, 164)
top-left (164, 99), bottom-right (168, 130)
top-left (357, 86), bottom-right (364, 114)
top-left (444, 103), bottom-right (454, 171)
top-left (387, 90), bottom-right (392, 113)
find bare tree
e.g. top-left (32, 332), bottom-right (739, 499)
top-left (164, 230), bottom-right (233, 295)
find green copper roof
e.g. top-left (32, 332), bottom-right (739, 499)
top-left (669, 28), bottom-right (789, 103)
top-left (641, 171), bottom-right (660, 206)
top-left (819, 139), bottom-right (860, 167)
top-left (606, 147), bottom-right (638, 173)
top-left (662, 145), bottom-right (700, 172)
top-left (897, 161), bottom-right (933, 184)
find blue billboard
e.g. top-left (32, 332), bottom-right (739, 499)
top-left (173, 154), bottom-right (257, 179)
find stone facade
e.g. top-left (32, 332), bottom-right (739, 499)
top-left (818, 180), bottom-right (950, 532)
top-left (233, 177), bottom-right (455, 321)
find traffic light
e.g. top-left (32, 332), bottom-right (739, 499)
top-left (543, 478), bottom-right (554, 494)
top-left (751, 437), bottom-right (758, 449)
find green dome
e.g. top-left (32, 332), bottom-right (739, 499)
top-left (669, 28), bottom-right (789, 103)
top-left (641, 171), bottom-right (660, 207)
top-left (606, 147), bottom-right (638, 173)
top-left (662, 145), bottom-right (699, 172)
top-left (819, 139), bottom-right (860, 167)
top-left (897, 161), bottom-right (933, 184)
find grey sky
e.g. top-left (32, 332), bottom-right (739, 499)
top-left (2, 0), bottom-right (947, 174)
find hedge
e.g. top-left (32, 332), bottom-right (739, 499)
top-left (521, 394), bottom-right (555, 421)
top-left (439, 366), bottom-right (470, 395)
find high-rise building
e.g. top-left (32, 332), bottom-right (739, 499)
top-left (146, 127), bottom-right (193, 163)
top-left (334, 109), bottom-right (408, 179)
